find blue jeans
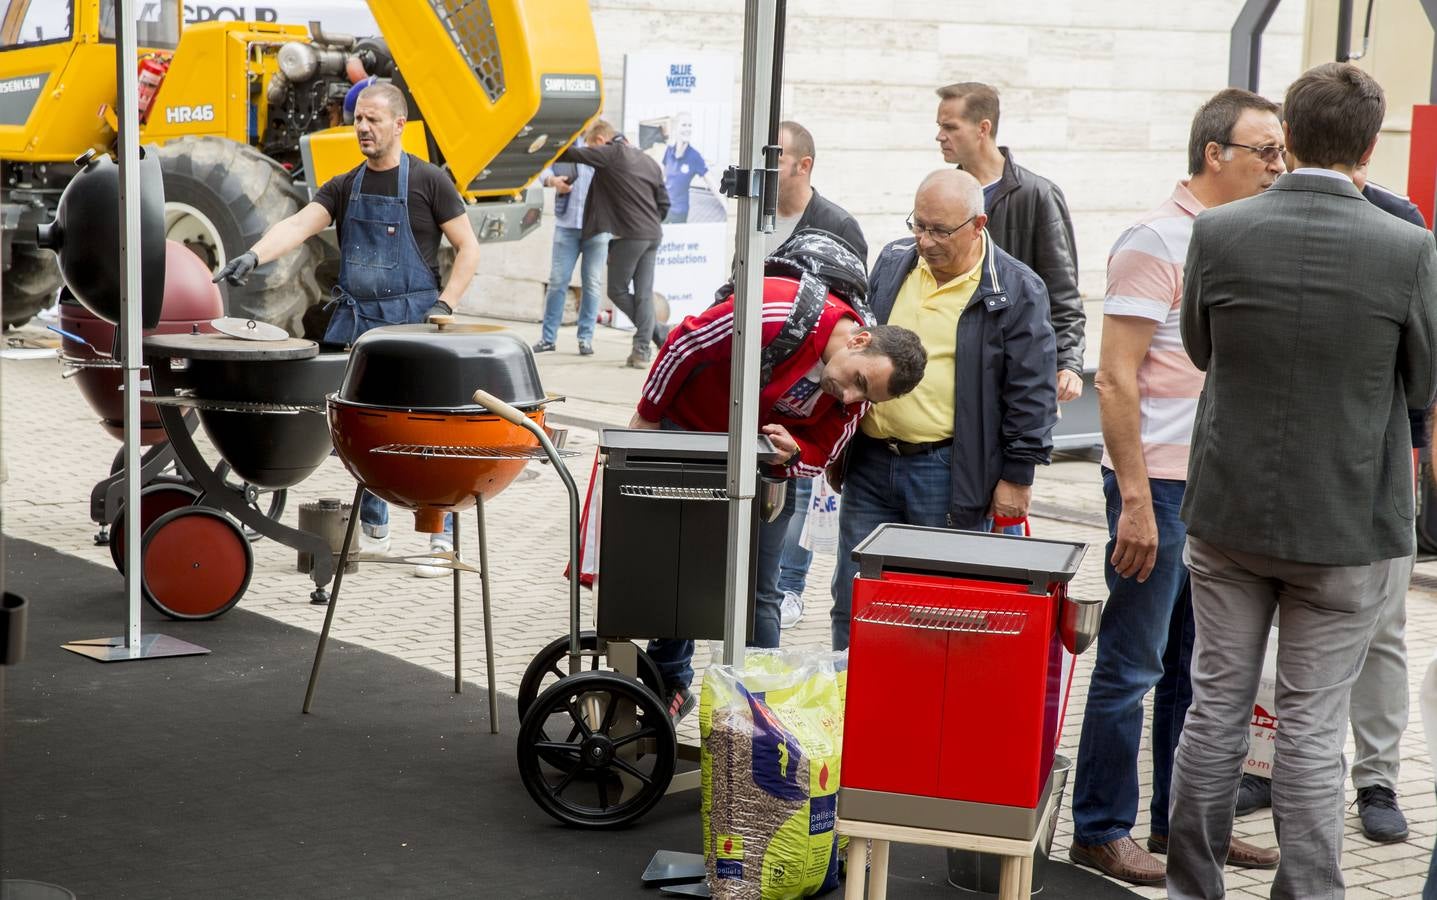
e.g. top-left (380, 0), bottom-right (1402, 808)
top-left (359, 491), bottom-right (452, 539)
top-left (540, 227), bottom-right (610, 346)
top-left (829, 436), bottom-right (977, 652)
top-left (777, 477), bottom-right (814, 596)
top-left (1071, 469), bottom-right (1194, 845)
top-left (646, 478), bottom-right (798, 690)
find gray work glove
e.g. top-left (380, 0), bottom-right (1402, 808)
top-left (425, 300), bottom-right (453, 320)
top-left (213, 251), bottom-right (258, 286)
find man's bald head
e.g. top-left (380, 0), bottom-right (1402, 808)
top-left (910, 169), bottom-right (988, 281)
top-left (915, 169), bottom-right (984, 221)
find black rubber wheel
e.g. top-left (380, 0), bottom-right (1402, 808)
top-left (212, 460), bottom-right (288, 542)
top-left (108, 483), bottom-right (200, 573)
top-left (516, 671), bottom-right (675, 829)
top-left (141, 506), bottom-right (252, 620)
top-left (516, 631), bottom-right (665, 720)
top-left (155, 136), bottom-right (320, 335)
top-left (1, 243), bottom-right (61, 327)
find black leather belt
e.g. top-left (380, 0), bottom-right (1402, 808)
top-left (878, 436), bottom-right (953, 456)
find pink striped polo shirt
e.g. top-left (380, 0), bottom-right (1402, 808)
top-left (1101, 181), bottom-right (1207, 480)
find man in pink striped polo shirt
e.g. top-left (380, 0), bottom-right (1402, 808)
top-left (1068, 88), bottom-right (1285, 886)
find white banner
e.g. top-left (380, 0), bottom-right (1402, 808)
top-left (622, 51), bottom-right (735, 324)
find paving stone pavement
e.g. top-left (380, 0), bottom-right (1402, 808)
top-left (5, 314), bottom-right (1437, 898)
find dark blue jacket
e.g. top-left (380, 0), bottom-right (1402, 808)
top-left (866, 236), bottom-right (1058, 527)
top-left (1363, 181), bottom-right (1432, 449)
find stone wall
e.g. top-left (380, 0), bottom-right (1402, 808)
top-left (461, 0), bottom-right (1310, 368)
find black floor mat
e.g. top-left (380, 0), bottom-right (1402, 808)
top-left (0, 536), bottom-right (1136, 899)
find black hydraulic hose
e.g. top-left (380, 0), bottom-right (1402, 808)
top-left (760, 0), bottom-right (788, 230)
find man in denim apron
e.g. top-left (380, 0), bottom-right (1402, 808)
top-left (214, 81), bottom-right (479, 576)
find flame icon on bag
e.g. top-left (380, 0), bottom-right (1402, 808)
top-left (819, 762), bottom-right (830, 790)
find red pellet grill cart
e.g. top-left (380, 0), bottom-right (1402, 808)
top-left (839, 524), bottom-right (1092, 840)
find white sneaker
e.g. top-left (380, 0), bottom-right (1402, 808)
top-left (779, 590), bottom-right (804, 629)
top-left (356, 530), bottom-right (390, 554)
top-left (414, 538), bottom-right (453, 578)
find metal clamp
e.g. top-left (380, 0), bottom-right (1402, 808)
top-left (618, 484), bottom-right (729, 502)
top-left (719, 165), bottom-right (765, 199)
top-left (854, 601), bottom-right (1027, 635)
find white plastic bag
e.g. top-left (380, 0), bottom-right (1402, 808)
top-left (798, 475), bottom-right (839, 553)
top-left (1243, 627), bottom-right (1281, 777)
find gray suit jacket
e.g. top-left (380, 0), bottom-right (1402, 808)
top-left (1180, 172), bottom-right (1437, 565)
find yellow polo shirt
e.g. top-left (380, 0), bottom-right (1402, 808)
top-left (862, 244), bottom-right (983, 443)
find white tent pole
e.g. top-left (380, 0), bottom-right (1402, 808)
top-left (118, 0), bottom-right (143, 653)
top-left (722, 0), bottom-right (781, 668)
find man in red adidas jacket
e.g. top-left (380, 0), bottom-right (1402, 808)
top-left (632, 263), bottom-right (926, 721)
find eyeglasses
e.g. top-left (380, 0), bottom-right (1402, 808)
top-left (1223, 142), bottom-right (1286, 163)
top-left (906, 213), bottom-right (978, 240)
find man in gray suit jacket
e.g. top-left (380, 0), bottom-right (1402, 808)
top-left (1168, 63), bottom-right (1437, 900)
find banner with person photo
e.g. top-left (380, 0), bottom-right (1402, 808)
top-left (621, 50), bottom-right (735, 325)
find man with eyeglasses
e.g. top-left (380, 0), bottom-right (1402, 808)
top-left (934, 82), bottom-right (1084, 403)
top-left (826, 168), bottom-right (1057, 652)
top-left (1068, 88), bottom-right (1285, 887)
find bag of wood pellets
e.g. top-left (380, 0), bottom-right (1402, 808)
top-left (701, 648), bottom-right (846, 899)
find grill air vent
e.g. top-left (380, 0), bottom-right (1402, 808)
top-left (429, 0), bottom-right (506, 104)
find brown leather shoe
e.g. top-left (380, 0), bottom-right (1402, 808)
top-left (1147, 833), bottom-right (1280, 870)
top-left (1068, 836), bottom-right (1166, 886)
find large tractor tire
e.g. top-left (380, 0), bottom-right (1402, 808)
top-left (155, 137), bottom-right (321, 335)
top-left (2, 244), bottom-right (61, 328)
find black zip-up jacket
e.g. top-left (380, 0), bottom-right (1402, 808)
top-left (558, 137), bottom-right (669, 242)
top-left (864, 236), bottom-right (1057, 527)
top-left (794, 188), bottom-right (867, 263)
top-left (970, 147), bottom-right (1084, 375)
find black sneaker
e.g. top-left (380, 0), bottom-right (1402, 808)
top-left (1355, 785), bottom-right (1409, 842)
top-left (531, 340), bottom-right (557, 353)
top-left (1235, 773), bottom-right (1272, 816)
top-left (578, 340), bottom-right (594, 356)
top-left (664, 687), bottom-right (696, 725)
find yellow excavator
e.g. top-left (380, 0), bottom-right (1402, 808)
top-left (0, 0), bottom-right (602, 332)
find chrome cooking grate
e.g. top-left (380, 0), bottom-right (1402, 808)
top-left (430, 0), bottom-right (505, 104)
top-left (618, 484), bottom-right (729, 502)
top-left (143, 395), bottom-right (324, 415)
top-left (371, 443), bottom-right (579, 460)
top-left (854, 602), bottom-right (1027, 635)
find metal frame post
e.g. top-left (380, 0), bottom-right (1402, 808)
top-left (62, 0), bottom-right (206, 663)
top-left (1229, 0), bottom-right (1284, 91)
top-left (722, 0), bottom-right (783, 668)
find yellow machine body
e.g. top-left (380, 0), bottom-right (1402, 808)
top-left (0, 0), bottom-right (602, 194)
top-left (367, 0), bottom-right (603, 198)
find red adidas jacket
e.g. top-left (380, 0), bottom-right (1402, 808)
top-left (636, 276), bottom-right (869, 479)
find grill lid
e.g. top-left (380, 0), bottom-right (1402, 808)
top-left (852, 523), bottom-right (1087, 591)
top-left (337, 324), bottom-right (546, 411)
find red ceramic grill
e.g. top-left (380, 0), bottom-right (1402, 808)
top-left (839, 524), bottom-right (1091, 840)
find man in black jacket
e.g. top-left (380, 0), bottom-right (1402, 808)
top-left (769, 119), bottom-right (868, 631)
top-left (935, 82), bottom-right (1085, 401)
top-left (827, 169), bottom-right (1057, 651)
top-left (558, 119), bottom-right (670, 368)
top-left (773, 121), bottom-right (867, 261)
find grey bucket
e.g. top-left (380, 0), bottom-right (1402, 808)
top-left (945, 754), bottom-right (1073, 895)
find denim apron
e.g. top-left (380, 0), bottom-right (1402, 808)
top-left (322, 154), bottom-right (441, 345)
